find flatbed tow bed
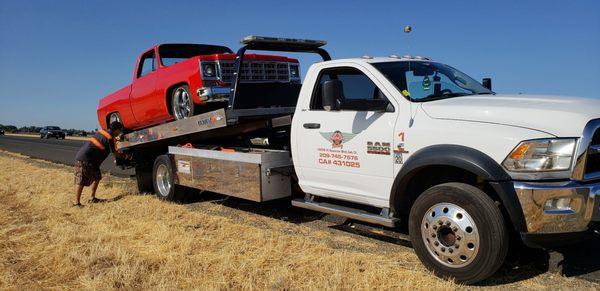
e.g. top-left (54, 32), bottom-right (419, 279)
top-left (116, 36), bottom-right (327, 202)
top-left (116, 107), bottom-right (294, 150)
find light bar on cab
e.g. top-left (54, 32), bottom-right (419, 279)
top-left (241, 35), bottom-right (327, 48)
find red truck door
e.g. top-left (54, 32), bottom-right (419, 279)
top-left (130, 49), bottom-right (161, 126)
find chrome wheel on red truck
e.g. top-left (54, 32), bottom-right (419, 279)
top-left (108, 112), bottom-right (122, 125)
top-left (409, 183), bottom-right (509, 284)
top-left (172, 85), bottom-right (194, 120)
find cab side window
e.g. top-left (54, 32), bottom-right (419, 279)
top-left (137, 50), bottom-right (156, 78)
top-left (310, 67), bottom-right (390, 111)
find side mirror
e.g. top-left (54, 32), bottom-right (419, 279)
top-left (482, 78), bottom-right (492, 90)
top-left (322, 79), bottom-right (343, 111)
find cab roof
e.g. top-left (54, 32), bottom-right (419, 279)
top-left (322, 56), bottom-right (434, 65)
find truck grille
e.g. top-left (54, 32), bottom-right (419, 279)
top-left (219, 61), bottom-right (291, 83)
top-left (585, 128), bottom-right (600, 176)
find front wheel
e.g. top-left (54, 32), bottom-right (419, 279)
top-left (171, 85), bottom-right (195, 120)
top-left (408, 183), bottom-right (509, 284)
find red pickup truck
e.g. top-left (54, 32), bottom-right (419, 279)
top-left (97, 43), bottom-right (300, 131)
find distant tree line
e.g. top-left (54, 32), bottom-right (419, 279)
top-left (0, 124), bottom-right (91, 136)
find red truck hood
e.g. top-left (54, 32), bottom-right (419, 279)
top-left (199, 53), bottom-right (298, 63)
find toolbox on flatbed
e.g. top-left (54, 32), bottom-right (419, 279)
top-left (169, 146), bottom-right (292, 202)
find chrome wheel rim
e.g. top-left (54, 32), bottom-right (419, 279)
top-left (156, 164), bottom-right (171, 197)
top-left (421, 203), bottom-right (480, 268)
top-left (173, 88), bottom-right (191, 120)
top-left (109, 113), bottom-right (121, 125)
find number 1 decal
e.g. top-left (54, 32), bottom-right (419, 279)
top-left (394, 132), bottom-right (408, 164)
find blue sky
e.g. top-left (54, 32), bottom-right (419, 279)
top-left (0, 0), bottom-right (599, 130)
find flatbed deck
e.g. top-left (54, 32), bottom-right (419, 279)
top-left (116, 107), bottom-right (294, 150)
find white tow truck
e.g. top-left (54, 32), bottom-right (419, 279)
top-left (112, 36), bottom-right (600, 284)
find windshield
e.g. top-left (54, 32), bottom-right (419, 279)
top-left (372, 61), bottom-right (493, 101)
top-left (47, 126), bottom-right (60, 130)
top-left (158, 44), bottom-right (233, 66)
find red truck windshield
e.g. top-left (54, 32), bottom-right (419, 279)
top-left (158, 44), bottom-right (233, 66)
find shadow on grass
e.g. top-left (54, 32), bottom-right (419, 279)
top-left (178, 188), bottom-right (600, 285)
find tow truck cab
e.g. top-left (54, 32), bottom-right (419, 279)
top-left (114, 36), bottom-right (600, 284)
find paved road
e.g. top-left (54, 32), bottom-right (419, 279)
top-left (0, 135), bottom-right (134, 177)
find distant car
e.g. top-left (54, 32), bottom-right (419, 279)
top-left (40, 126), bottom-right (66, 139)
top-left (0, 129), bottom-right (4, 135)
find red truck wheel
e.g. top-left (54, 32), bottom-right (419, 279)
top-left (172, 85), bottom-right (195, 120)
top-left (108, 112), bottom-right (122, 126)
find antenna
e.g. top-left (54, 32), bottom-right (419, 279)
top-left (404, 25), bottom-right (412, 55)
top-left (404, 25), bottom-right (416, 127)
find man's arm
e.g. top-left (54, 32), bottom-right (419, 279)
top-left (110, 139), bottom-right (132, 160)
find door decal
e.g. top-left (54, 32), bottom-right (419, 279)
top-left (319, 130), bottom-right (357, 148)
top-left (318, 130), bottom-right (361, 168)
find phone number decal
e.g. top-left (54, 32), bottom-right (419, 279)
top-left (317, 148), bottom-right (361, 168)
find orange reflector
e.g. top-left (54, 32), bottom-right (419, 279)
top-left (510, 143), bottom-right (530, 160)
top-left (220, 148), bottom-right (235, 153)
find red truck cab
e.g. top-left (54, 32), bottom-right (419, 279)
top-left (97, 44), bottom-right (300, 131)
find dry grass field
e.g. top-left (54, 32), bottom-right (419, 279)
top-left (0, 150), bottom-right (598, 290)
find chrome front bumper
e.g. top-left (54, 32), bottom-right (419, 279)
top-left (196, 86), bottom-right (230, 103)
top-left (514, 180), bottom-right (600, 234)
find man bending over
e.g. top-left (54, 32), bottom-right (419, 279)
top-left (72, 121), bottom-right (127, 207)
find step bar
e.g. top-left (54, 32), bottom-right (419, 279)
top-left (292, 199), bottom-right (399, 228)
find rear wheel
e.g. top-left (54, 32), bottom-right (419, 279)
top-left (108, 112), bottom-right (122, 126)
top-left (152, 155), bottom-right (185, 202)
top-left (135, 163), bottom-right (154, 194)
top-left (408, 183), bottom-right (509, 284)
top-left (171, 85), bottom-right (194, 120)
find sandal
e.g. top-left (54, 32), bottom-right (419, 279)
top-left (71, 202), bottom-right (84, 208)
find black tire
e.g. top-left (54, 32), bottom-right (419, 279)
top-left (152, 155), bottom-right (185, 202)
top-left (408, 182), bottom-right (509, 284)
top-left (135, 163), bottom-right (154, 194)
top-left (171, 85), bottom-right (195, 120)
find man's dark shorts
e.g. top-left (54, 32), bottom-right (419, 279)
top-left (74, 160), bottom-right (102, 186)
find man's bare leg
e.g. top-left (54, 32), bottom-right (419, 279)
top-left (90, 179), bottom-right (100, 199)
top-left (74, 184), bottom-right (84, 205)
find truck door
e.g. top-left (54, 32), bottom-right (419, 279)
top-left (294, 64), bottom-right (398, 207)
top-left (130, 49), bottom-right (160, 125)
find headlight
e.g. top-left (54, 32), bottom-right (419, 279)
top-left (502, 138), bottom-right (576, 172)
top-left (289, 64), bottom-right (300, 78)
top-left (200, 62), bottom-right (217, 79)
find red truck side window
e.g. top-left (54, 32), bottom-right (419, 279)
top-left (137, 50), bottom-right (156, 78)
